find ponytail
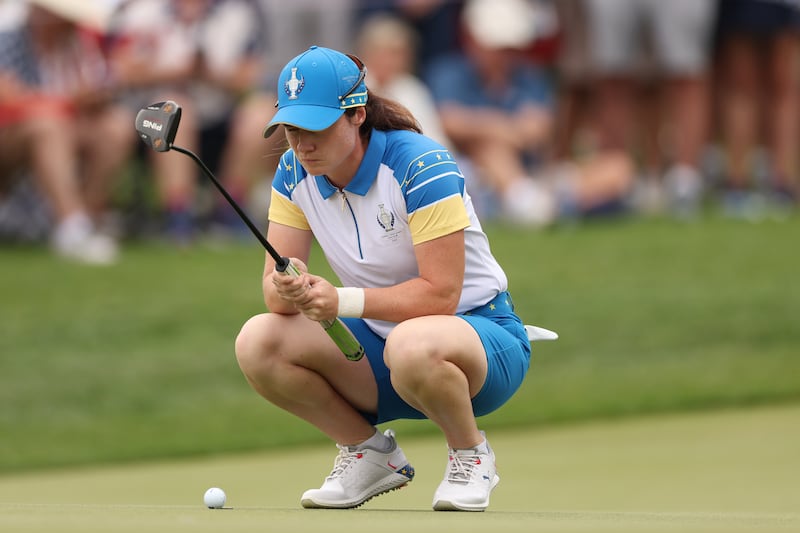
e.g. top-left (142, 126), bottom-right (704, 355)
top-left (346, 94), bottom-right (422, 138)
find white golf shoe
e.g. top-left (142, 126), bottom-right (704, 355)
top-left (432, 435), bottom-right (500, 511)
top-left (301, 429), bottom-right (414, 509)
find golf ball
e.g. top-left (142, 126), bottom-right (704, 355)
top-left (204, 487), bottom-right (226, 509)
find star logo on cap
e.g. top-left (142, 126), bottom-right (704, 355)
top-left (284, 67), bottom-right (305, 100)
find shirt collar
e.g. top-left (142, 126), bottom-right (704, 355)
top-left (314, 129), bottom-right (386, 199)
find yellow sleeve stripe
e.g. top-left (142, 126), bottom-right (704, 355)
top-left (408, 195), bottom-right (470, 245)
top-left (268, 189), bottom-right (310, 230)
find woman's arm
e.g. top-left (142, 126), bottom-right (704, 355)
top-left (363, 230), bottom-right (465, 320)
top-left (290, 230), bottom-right (466, 323)
top-left (261, 222), bottom-right (314, 315)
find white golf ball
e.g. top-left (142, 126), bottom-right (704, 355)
top-left (203, 487), bottom-right (226, 509)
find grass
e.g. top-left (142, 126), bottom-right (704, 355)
top-left (0, 404), bottom-right (797, 532)
top-left (1, 214), bottom-right (800, 472)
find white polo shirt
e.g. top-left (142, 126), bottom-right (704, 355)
top-left (269, 128), bottom-right (507, 338)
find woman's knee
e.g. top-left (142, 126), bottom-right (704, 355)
top-left (384, 320), bottom-right (438, 376)
top-left (234, 313), bottom-right (282, 373)
top-left (385, 316), bottom-right (488, 396)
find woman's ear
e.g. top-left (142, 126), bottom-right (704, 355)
top-left (350, 106), bottom-right (367, 127)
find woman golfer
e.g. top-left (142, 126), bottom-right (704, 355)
top-left (235, 46), bottom-right (532, 511)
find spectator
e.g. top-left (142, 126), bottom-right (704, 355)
top-left (426, 0), bottom-right (632, 225)
top-left (354, 13), bottom-right (451, 148)
top-left (551, 0), bottom-right (597, 160)
top-left (0, 0), bottom-right (133, 264)
top-left (109, 0), bottom-right (275, 242)
top-left (549, 0), bottom-right (638, 219)
top-left (355, 0), bottom-right (463, 74)
top-left (583, 0), bottom-right (718, 217)
top-left (261, 0), bottom-right (357, 74)
top-left (713, 0), bottom-right (800, 216)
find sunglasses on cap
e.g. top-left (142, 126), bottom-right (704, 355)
top-left (339, 54), bottom-right (367, 102)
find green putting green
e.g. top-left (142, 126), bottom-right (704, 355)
top-left (1, 404), bottom-right (797, 532)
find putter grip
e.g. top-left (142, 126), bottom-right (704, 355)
top-left (320, 318), bottom-right (366, 361)
top-left (281, 261), bottom-right (365, 361)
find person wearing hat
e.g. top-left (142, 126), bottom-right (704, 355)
top-left (0, 0), bottom-right (131, 264)
top-left (108, 0), bottom-right (273, 243)
top-left (421, 0), bottom-right (561, 224)
top-left (234, 46), bottom-right (533, 511)
top-left (425, 0), bottom-right (633, 224)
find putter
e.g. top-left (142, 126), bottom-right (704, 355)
top-left (134, 100), bottom-right (365, 361)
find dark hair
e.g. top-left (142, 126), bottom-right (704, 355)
top-left (346, 93), bottom-right (422, 138)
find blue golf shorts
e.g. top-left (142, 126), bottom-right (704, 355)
top-left (341, 291), bottom-right (532, 425)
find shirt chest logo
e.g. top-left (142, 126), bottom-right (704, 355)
top-left (376, 204), bottom-right (403, 243)
top-left (377, 204), bottom-right (395, 232)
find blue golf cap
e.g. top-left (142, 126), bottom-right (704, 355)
top-left (263, 46), bottom-right (368, 138)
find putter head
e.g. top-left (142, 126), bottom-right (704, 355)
top-left (135, 101), bottom-right (182, 152)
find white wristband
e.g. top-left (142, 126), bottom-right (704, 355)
top-left (336, 287), bottom-right (365, 318)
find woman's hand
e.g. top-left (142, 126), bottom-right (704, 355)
top-left (292, 274), bottom-right (339, 322)
top-left (271, 258), bottom-right (310, 301)
top-left (271, 260), bottom-right (338, 322)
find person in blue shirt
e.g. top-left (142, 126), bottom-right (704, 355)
top-left (424, 0), bottom-right (556, 224)
top-left (426, 0), bottom-right (634, 225)
top-left (234, 45), bottom-right (535, 512)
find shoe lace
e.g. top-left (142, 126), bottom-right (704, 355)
top-left (445, 451), bottom-right (479, 484)
top-left (327, 445), bottom-right (361, 480)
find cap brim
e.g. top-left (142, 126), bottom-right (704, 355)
top-left (262, 105), bottom-right (345, 138)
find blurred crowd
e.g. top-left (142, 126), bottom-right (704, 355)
top-left (1, 0), bottom-right (798, 264)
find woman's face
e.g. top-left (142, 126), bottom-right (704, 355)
top-left (283, 108), bottom-right (366, 185)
